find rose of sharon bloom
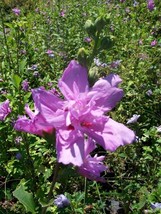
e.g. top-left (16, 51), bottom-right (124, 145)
top-left (31, 60), bottom-right (135, 166)
top-left (78, 138), bottom-right (107, 182)
top-left (14, 103), bottom-right (54, 136)
top-left (0, 100), bottom-right (11, 121)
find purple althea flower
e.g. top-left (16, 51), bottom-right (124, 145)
top-left (12, 8), bottom-right (21, 16)
top-left (127, 114), bottom-right (140, 124)
top-left (31, 60), bottom-right (135, 167)
top-left (0, 100), bottom-right (11, 121)
top-left (54, 194), bottom-right (70, 208)
top-left (78, 138), bottom-right (107, 182)
top-left (14, 103), bottom-right (55, 136)
top-left (22, 79), bottom-right (29, 91)
top-left (147, 0), bottom-right (155, 11)
top-left (151, 40), bottom-right (157, 46)
top-left (151, 203), bottom-right (161, 210)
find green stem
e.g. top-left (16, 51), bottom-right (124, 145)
top-left (41, 162), bottom-right (60, 214)
top-left (84, 177), bottom-right (87, 205)
top-left (95, 181), bottom-right (106, 214)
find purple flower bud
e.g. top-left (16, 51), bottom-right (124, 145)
top-left (22, 79), bottom-right (29, 91)
top-left (54, 194), bottom-right (70, 208)
top-left (16, 153), bottom-right (22, 160)
top-left (12, 8), bottom-right (21, 16)
top-left (147, 0), bottom-right (155, 11)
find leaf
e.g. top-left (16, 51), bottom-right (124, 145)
top-left (13, 183), bottom-right (36, 213)
top-left (11, 74), bottom-right (21, 89)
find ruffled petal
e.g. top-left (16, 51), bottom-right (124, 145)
top-left (56, 132), bottom-right (85, 166)
top-left (87, 74), bottom-right (123, 112)
top-left (85, 118), bottom-right (135, 151)
top-left (58, 60), bottom-right (89, 99)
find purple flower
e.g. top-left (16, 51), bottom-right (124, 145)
top-left (16, 153), bottom-right (22, 160)
top-left (22, 79), bottom-right (29, 91)
top-left (54, 194), bottom-right (70, 208)
top-left (15, 136), bottom-right (22, 145)
top-left (94, 58), bottom-right (107, 67)
top-left (151, 40), bottom-right (157, 46)
top-left (60, 10), bottom-right (65, 17)
top-left (146, 89), bottom-right (152, 96)
top-left (14, 103), bottom-right (55, 136)
top-left (32, 60), bottom-right (135, 166)
top-left (0, 100), bottom-right (11, 121)
top-left (28, 64), bottom-right (38, 71)
top-left (150, 203), bottom-right (161, 210)
top-left (84, 37), bottom-right (92, 43)
top-left (12, 8), bottom-right (21, 16)
top-left (46, 49), bottom-right (54, 58)
top-left (110, 60), bottom-right (122, 69)
top-left (78, 138), bottom-right (107, 182)
top-left (147, 0), bottom-right (155, 11)
top-left (127, 114), bottom-right (140, 124)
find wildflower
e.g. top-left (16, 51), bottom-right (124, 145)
top-left (110, 60), bottom-right (122, 69)
top-left (12, 8), bottom-right (21, 16)
top-left (0, 100), bottom-right (11, 121)
top-left (22, 79), bottom-right (29, 91)
top-left (33, 71), bottom-right (40, 77)
top-left (15, 136), bottom-right (22, 145)
top-left (150, 203), bottom-right (161, 210)
top-left (147, 0), bottom-right (155, 11)
top-left (94, 58), bottom-right (107, 67)
top-left (146, 89), bottom-right (152, 96)
top-left (28, 64), bottom-right (38, 71)
top-left (84, 37), bottom-right (92, 43)
top-left (151, 40), bottom-right (157, 46)
top-left (16, 153), bottom-right (22, 160)
top-left (33, 60), bottom-right (135, 166)
top-left (127, 114), bottom-right (140, 124)
top-left (60, 10), bottom-right (65, 17)
top-left (54, 194), bottom-right (70, 208)
top-left (46, 49), bottom-right (54, 57)
top-left (156, 125), bottom-right (161, 133)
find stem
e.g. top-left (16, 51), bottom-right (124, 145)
top-left (41, 162), bottom-right (60, 214)
top-left (84, 177), bottom-right (87, 205)
top-left (95, 181), bottom-right (106, 214)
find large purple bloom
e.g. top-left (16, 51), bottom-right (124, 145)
top-left (32, 60), bottom-right (135, 166)
top-left (0, 100), bottom-right (11, 121)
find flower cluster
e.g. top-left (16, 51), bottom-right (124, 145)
top-left (14, 60), bottom-right (135, 181)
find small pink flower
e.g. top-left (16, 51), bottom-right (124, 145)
top-left (0, 100), bottom-right (11, 121)
top-left (12, 8), bottom-right (21, 16)
top-left (147, 0), bottom-right (155, 11)
top-left (151, 40), bottom-right (157, 46)
top-left (60, 10), bottom-right (65, 17)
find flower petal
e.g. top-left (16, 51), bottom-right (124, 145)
top-left (58, 60), bottom-right (89, 99)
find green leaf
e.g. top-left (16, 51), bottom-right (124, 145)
top-left (11, 74), bottom-right (21, 89)
top-left (13, 183), bottom-right (36, 213)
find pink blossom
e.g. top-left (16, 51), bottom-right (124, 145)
top-left (32, 60), bottom-right (135, 166)
top-left (60, 10), bottom-right (65, 17)
top-left (12, 8), bottom-right (21, 16)
top-left (14, 101), bottom-right (55, 136)
top-left (151, 40), bottom-right (157, 46)
top-left (0, 100), bottom-right (11, 121)
top-left (78, 138), bottom-right (107, 182)
top-left (147, 0), bottom-right (155, 11)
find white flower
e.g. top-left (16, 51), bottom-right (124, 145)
top-left (127, 114), bottom-right (140, 124)
top-left (156, 125), bottom-right (161, 133)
